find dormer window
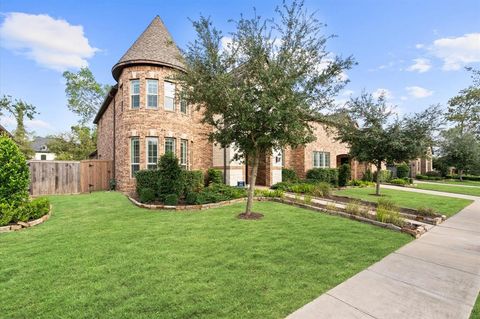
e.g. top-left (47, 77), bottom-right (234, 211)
top-left (164, 81), bottom-right (175, 111)
top-left (146, 79), bottom-right (158, 109)
top-left (131, 80), bottom-right (140, 109)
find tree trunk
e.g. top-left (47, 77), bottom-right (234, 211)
top-left (459, 169), bottom-right (463, 181)
top-left (375, 162), bottom-right (381, 196)
top-left (245, 153), bottom-right (260, 216)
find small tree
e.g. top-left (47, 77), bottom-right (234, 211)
top-left (178, 1), bottom-right (354, 216)
top-left (396, 163), bottom-right (410, 179)
top-left (0, 134), bottom-right (30, 206)
top-left (438, 128), bottom-right (479, 180)
top-left (63, 67), bottom-right (110, 125)
top-left (0, 95), bottom-right (37, 157)
top-left (335, 93), bottom-right (440, 195)
top-left (338, 164), bottom-right (351, 187)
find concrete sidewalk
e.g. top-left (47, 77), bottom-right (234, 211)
top-left (286, 187), bottom-right (480, 319)
top-left (415, 180), bottom-right (480, 189)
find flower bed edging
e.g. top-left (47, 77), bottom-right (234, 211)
top-left (0, 205), bottom-right (52, 233)
top-left (128, 196), bottom-right (247, 211)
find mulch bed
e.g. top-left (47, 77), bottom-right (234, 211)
top-left (237, 212), bottom-right (264, 220)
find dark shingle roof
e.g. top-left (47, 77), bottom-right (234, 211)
top-left (32, 137), bottom-right (52, 152)
top-left (111, 16), bottom-right (185, 80)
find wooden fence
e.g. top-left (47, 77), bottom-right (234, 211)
top-left (28, 160), bottom-right (113, 196)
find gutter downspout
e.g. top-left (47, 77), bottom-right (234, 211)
top-left (112, 94), bottom-right (116, 181)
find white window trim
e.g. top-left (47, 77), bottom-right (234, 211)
top-left (130, 79), bottom-right (140, 109)
top-left (131, 137), bottom-right (140, 177)
top-left (146, 137), bottom-right (158, 169)
top-left (164, 137), bottom-right (176, 155)
top-left (146, 79), bottom-right (158, 109)
top-left (164, 81), bottom-right (175, 112)
top-left (313, 151), bottom-right (330, 168)
top-left (180, 139), bottom-right (188, 169)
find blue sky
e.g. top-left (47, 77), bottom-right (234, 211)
top-left (0, 0), bottom-right (479, 136)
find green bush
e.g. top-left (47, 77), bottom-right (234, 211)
top-left (139, 188), bottom-right (156, 203)
top-left (377, 198), bottom-right (399, 212)
top-left (282, 168), bottom-right (298, 183)
top-left (0, 203), bottom-right (16, 226)
top-left (345, 200), bottom-right (363, 216)
top-left (185, 192), bottom-right (207, 205)
top-left (376, 208), bottom-right (405, 227)
top-left (271, 181), bottom-right (293, 191)
top-left (449, 175), bottom-right (480, 181)
top-left (315, 182), bottom-right (331, 197)
top-left (28, 197), bottom-right (50, 219)
top-left (207, 183), bottom-right (246, 199)
top-left (290, 183), bottom-right (316, 194)
top-left (396, 163), bottom-right (410, 179)
top-left (415, 174), bottom-right (442, 180)
top-left (349, 179), bottom-right (375, 187)
top-left (255, 189), bottom-right (285, 198)
top-left (181, 170), bottom-right (204, 195)
top-left (373, 170), bottom-right (392, 182)
top-left (135, 170), bottom-right (161, 196)
top-left (0, 134), bottom-right (30, 206)
top-left (158, 153), bottom-right (183, 199)
top-left (206, 168), bottom-right (223, 185)
top-left (362, 169), bottom-right (373, 182)
top-left (425, 170), bottom-right (441, 177)
top-left (306, 168), bottom-right (338, 186)
top-left (416, 207), bottom-right (438, 217)
top-left (0, 197), bottom-right (50, 226)
top-left (389, 178), bottom-right (408, 186)
top-left (164, 194), bottom-right (179, 205)
top-left (338, 164), bottom-right (351, 187)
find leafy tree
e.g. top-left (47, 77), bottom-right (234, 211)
top-left (0, 134), bottom-right (30, 206)
top-left (335, 93), bottom-right (440, 195)
top-left (177, 1), bottom-right (354, 216)
top-left (446, 68), bottom-right (480, 136)
top-left (438, 128), bottom-right (480, 180)
top-left (0, 95), bottom-right (37, 157)
top-left (157, 152), bottom-right (183, 199)
top-left (63, 67), bottom-right (110, 125)
top-left (47, 125), bottom-right (96, 160)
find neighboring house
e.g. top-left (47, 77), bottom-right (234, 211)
top-left (94, 16), bottom-right (364, 193)
top-left (32, 137), bottom-right (56, 160)
top-left (0, 124), bottom-right (12, 138)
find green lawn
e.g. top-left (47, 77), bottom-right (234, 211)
top-left (334, 187), bottom-right (473, 217)
top-left (471, 294), bottom-right (480, 319)
top-left (413, 183), bottom-right (480, 197)
top-left (0, 192), bottom-right (411, 319)
top-left (437, 180), bottom-right (480, 187)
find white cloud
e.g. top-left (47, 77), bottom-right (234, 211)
top-left (1, 116), bottom-right (53, 132)
top-left (26, 119), bottom-right (53, 129)
top-left (0, 12), bottom-right (98, 71)
top-left (372, 88), bottom-right (393, 100)
top-left (406, 58), bottom-right (432, 73)
top-left (406, 86), bottom-right (433, 98)
top-left (429, 33), bottom-right (480, 71)
top-left (415, 43), bottom-right (424, 49)
top-left (342, 89), bottom-right (354, 96)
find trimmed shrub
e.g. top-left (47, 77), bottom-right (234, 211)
top-left (254, 189), bottom-right (285, 198)
top-left (0, 134), bottom-right (30, 206)
top-left (282, 168), bottom-right (298, 183)
top-left (181, 170), bottom-right (204, 195)
top-left (164, 194), bottom-right (179, 205)
top-left (290, 183), bottom-right (316, 194)
top-left (306, 168), bottom-right (338, 186)
top-left (0, 203), bottom-right (16, 226)
top-left (206, 168), bottom-right (223, 185)
top-left (135, 170), bottom-right (161, 195)
top-left (396, 163), bottom-right (410, 179)
top-left (389, 178), bottom-right (408, 186)
top-left (0, 197), bottom-right (50, 226)
top-left (158, 153), bottom-right (183, 199)
top-left (415, 174), bottom-right (442, 180)
top-left (207, 183), bottom-right (246, 199)
top-left (373, 170), bottom-right (392, 182)
top-left (425, 170), bottom-right (442, 177)
top-left (338, 164), bottom-right (351, 187)
top-left (139, 188), bottom-right (156, 203)
top-left (362, 169), bottom-right (373, 182)
top-left (271, 181), bottom-right (293, 191)
top-left (416, 207), bottom-right (438, 217)
top-left (28, 197), bottom-right (50, 219)
top-left (349, 179), bottom-right (375, 187)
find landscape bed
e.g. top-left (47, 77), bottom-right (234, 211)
top-left (0, 191), bottom-right (411, 319)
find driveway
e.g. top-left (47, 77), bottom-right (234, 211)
top-left (287, 185), bottom-right (480, 319)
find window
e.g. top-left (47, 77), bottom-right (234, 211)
top-left (180, 139), bottom-right (188, 169)
top-left (164, 81), bottom-right (175, 111)
top-left (130, 80), bottom-right (140, 109)
top-left (164, 137), bottom-right (176, 155)
top-left (41, 154), bottom-right (46, 160)
top-left (313, 151), bottom-right (330, 168)
top-left (180, 92), bottom-right (188, 114)
top-left (146, 79), bottom-right (158, 109)
top-left (146, 137), bottom-right (158, 169)
top-left (131, 137), bottom-right (140, 177)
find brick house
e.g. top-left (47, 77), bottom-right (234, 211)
top-left (93, 16), bottom-right (377, 193)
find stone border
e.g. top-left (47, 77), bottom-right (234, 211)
top-left (0, 205), bottom-right (52, 233)
top-left (128, 195), bottom-right (426, 238)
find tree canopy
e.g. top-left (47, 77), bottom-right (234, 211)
top-left (177, 0), bottom-right (354, 216)
top-left (47, 125), bottom-right (97, 160)
top-left (334, 93), bottom-right (440, 195)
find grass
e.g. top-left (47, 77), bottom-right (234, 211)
top-left (334, 187), bottom-right (473, 217)
top-left (0, 192), bottom-right (411, 319)
top-left (430, 179), bottom-right (480, 187)
top-left (471, 294), bottom-right (480, 319)
top-left (413, 183), bottom-right (480, 197)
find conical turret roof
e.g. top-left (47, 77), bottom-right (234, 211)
top-left (112, 16), bottom-right (184, 80)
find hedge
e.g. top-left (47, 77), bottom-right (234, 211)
top-left (338, 164), bottom-right (351, 187)
top-left (446, 174), bottom-right (480, 181)
top-left (282, 168), bottom-right (298, 183)
top-left (182, 170), bottom-right (204, 194)
top-left (206, 168), bottom-right (223, 185)
top-left (305, 168), bottom-right (339, 186)
top-left (135, 170), bottom-right (161, 195)
top-left (0, 197), bottom-right (50, 226)
top-left (396, 163), bottom-right (410, 179)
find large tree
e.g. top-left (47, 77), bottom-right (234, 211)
top-left (47, 125), bottom-right (96, 160)
top-left (177, 1), bottom-right (354, 217)
top-left (334, 93), bottom-right (440, 195)
top-left (63, 67), bottom-right (110, 125)
top-left (0, 95), bottom-right (37, 157)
